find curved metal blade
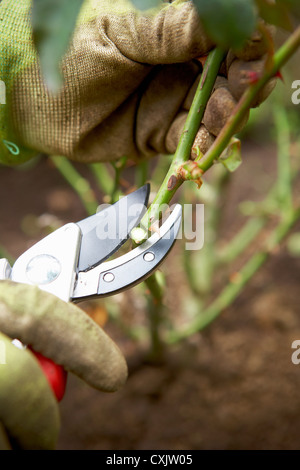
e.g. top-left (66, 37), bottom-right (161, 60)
top-left (76, 184), bottom-right (150, 272)
top-left (73, 205), bottom-right (182, 301)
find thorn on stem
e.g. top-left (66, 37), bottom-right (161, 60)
top-left (241, 70), bottom-right (261, 85)
top-left (230, 272), bottom-right (242, 284)
top-left (275, 70), bottom-right (284, 82)
top-left (196, 55), bottom-right (208, 68)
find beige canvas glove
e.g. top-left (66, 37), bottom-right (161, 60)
top-left (0, 281), bottom-right (128, 449)
top-left (1, 0), bottom-right (275, 166)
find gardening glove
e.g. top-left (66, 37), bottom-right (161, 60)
top-left (0, 0), bottom-right (276, 167)
top-left (0, 280), bottom-right (128, 449)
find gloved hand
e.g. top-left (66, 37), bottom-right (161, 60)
top-left (0, 0), bottom-right (275, 166)
top-left (0, 281), bottom-right (128, 449)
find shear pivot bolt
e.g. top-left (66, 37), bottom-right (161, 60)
top-left (143, 252), bottom-right (155, 262)
top-left (103, 272), bottom-right (115, 283)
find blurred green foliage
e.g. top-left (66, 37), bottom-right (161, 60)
top-left (193, 0), bottom-right (257, 50)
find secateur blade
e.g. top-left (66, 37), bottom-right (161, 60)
top-left (73, 204), bottom-right (182, 301)
top-left (76, 183), bottom-right (150, 272)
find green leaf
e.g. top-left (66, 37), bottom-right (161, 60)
top-left (32, 0), bottom-right (84, 93)
top-left (193, 0), bottom-right (258, 50)
top-left (220, 137), bottom-right (242, 172)
top-left (255, 0), bottom-right (293, 31)
top-left (130, 0), bottom-right (162, 11)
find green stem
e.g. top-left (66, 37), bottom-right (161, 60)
top-left (184, 166), bottom-right (229, 296)
top-left (105, 298), bottom-right (149, 343)
top-left (218, 216), bottom-right (266, 264)
top-left (133, 26), bottom-right (300, 239)
top-left (130, 48), bottom-right (226, 327)
top-left (138, 28), bottom-right (300, 345)
top-left (144, 272), bottom-right (165, 360)
top-left (198, 26), bottom-right (300, 173)
top-left (218, 101), bottom-right (297, 265)
top-left (89, 163), bottom-right (114, 197)
top-left (0, 245), bottom-right (14, 265)
top-left (167, 207), bottom-right (300, 343)
top-left (273, 104), bottom-right (293, 213)
top-left (135, 160), bottom-right (149, 188)
top-left (50, 156), bottom-right (98, 216)
top-left (135, 47), bottom-right (226, 235)
top-left (111, 156), bottom-right (128, 203)
top-left (217, 179), bottom-right (281, 265)
top-left (144, 273), bottom-right (164, 303)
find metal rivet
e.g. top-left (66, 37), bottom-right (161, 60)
top-left (103, 272), bottom-right (115, 283)
top-left (143, 252), bottom-right (155, 262)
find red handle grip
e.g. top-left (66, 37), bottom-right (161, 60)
top-left (30, 349), bottom-right (67, 402)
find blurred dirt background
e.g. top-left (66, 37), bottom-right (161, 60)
top-left (1, 127), bottom-right (300, 450)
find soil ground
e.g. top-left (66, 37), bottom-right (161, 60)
top-left (1, 136), bottom-right (300, 450)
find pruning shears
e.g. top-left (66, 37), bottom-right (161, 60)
top-left (0, 184), bottom-right (182, 300)
top-left (0, 184), bottom-right (182, 399)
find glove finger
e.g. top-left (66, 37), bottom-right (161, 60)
top-left (0, 423), bottom-right (12, 450)
top-left (167, 75), bottom-right (247, 156)
top-left (0, 281), bottom-right (128, 393)
top-left (192, 124), bottom-right (216, 159)
top-left (0, 332), bottom-right (60, 450)
top-left (136, 62), bottom-right (201, 158)
top-left (166, 112), bottom-right (215, 157)
top-left (106, 0), bottom-right (214, 64)
top-left (227, 58), bottom-right (277, 107)
top-left (6, 0), bottom-right (213, 167)
top-left (226, 23), bottom-right (276, 68)
top-left (203, 82), bottom-right (250, 137)
top-left (182, 74), bottom-right (231, 112)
